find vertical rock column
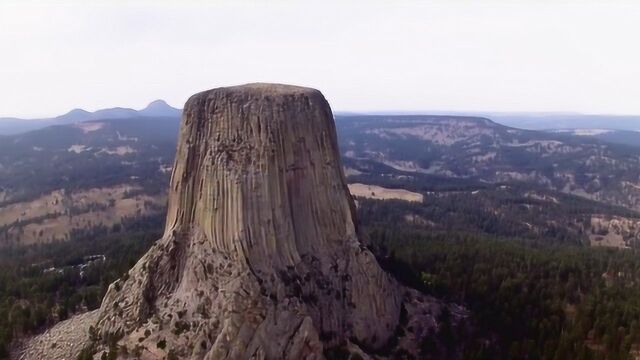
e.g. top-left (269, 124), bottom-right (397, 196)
top-left (94, 84), bottom-right (408, 359)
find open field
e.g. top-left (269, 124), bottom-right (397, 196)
top-left (348, 183), bottom-right (423, 202)
top-left (0, 185), bottom-right (166, 246)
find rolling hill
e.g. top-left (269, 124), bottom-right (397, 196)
top-left (0, 100), bottom-right (181, 135)
top-left (0, 116), bottom-right (179, 246)
top-left (336, 115), bottom-right (640, 212)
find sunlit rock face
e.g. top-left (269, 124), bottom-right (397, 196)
top-left (92, 83), bottom-right (458, 359)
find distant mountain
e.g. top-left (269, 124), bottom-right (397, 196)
top-left (0, 100), bottom-right (181, 135)
top-left (55, 108), bottom-right (93, 123)
top-left (481, 113), bottom-right (640, 131)
top-left (547, 128), bottom-right (640, 148)
top-left (138, 99), bottom-right (182, 117)
top-left (0, 119), bottom-right (47, 135)
top-left (337, 111), bottom-right (640, 132)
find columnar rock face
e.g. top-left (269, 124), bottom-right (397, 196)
top-left (89, 83), bottom-right (460, 359)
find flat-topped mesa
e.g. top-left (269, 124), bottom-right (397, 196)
top-left (87, 83), bottom-right (462, 359)
top-left (165, 83), bottom-right (358, 272)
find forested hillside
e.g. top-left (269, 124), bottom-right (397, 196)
top-left (361, 202), bottom-right (640, 360)
top-left (0, 117), bottom-right (178, 247)
top-left (337, 115), bottom-right (640, 213)
top-left (0, 215), bottom-right (162, 358)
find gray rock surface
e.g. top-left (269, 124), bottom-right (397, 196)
top-left (17, 310), bottom-right (99, 360)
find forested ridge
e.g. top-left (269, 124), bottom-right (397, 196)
top-left (336, 115), bottom-right (640, 215)
top-left (0, 216), bottom-right (162, 358)
top-left (363, 204), bottom-right (640, 360)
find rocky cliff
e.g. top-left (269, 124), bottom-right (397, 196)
top-left (20, 83), bottom-right (466, 359)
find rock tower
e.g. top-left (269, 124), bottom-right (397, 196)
top-left (84, 84), bottom-right (463, 359)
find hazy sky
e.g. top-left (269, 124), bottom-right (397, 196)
top-left (1, 0), bottom-right (639, 118)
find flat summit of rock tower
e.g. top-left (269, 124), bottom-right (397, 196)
top-left (22, 83), bottom-right (467, 360)
top-left (213, 82), bottom-right (322, 94)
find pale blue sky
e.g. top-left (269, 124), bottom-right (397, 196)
top-left (1, 0), bottom-right (639, 117)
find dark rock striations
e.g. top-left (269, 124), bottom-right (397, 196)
top-left (21, 83), bottom-right (466, 359)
